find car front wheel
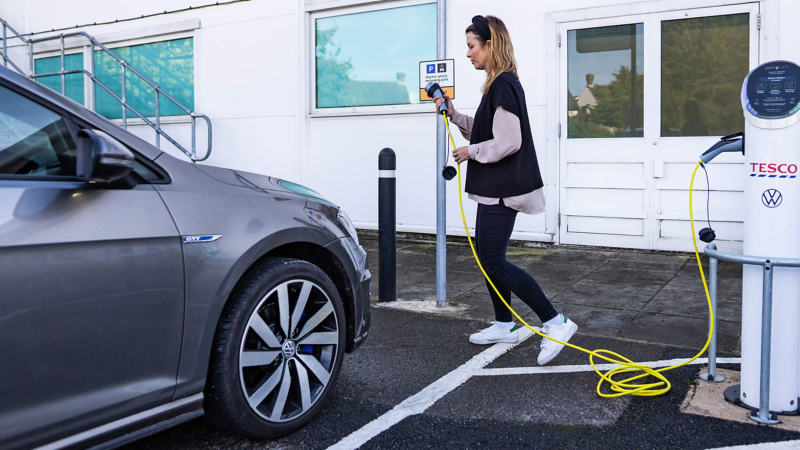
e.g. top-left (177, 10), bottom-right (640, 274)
top-left (205, 257), bottom-right (346, 439)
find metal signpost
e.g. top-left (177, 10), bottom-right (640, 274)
top-left (435, 0), bottom-right (447, 308)
top-left (419, 2), bottom-right (454, 309)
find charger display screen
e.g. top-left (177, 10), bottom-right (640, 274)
top-left (744, 62), bottom-right (800, 119)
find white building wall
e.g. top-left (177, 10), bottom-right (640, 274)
top-left (1, 0), bottom-right (795, 249)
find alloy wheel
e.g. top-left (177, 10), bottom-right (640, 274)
top-left (238, 279), bottom-right (339, 422)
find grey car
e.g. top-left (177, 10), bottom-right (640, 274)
top-left (0, 65), bottom-right (371, 449)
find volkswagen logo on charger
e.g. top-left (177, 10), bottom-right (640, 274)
top-left (762, 189), bottom-right (783, 208)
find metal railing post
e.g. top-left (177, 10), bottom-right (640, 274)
top-left (701, 244), bottom-right (724, 382)
top-left (155, 90), bottom-right (161, 148)
top-left (90, 42), bottom-right (96, 111)
top-left (59, 35), bottom-right (65, 96)
top-left (121, 63), bottom-right (127, 129)
top-left (191, 116), bottom-right (196, 159)
top-left (0, 17), bottom-right (212, 161)
top-left (751, 261), bottom-right (779, 424)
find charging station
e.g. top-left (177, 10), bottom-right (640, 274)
top-left (738, 61), bottom-right (800, 414)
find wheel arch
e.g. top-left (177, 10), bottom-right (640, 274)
top-left (216, 229), bottom-right (357, 354)
top-left (254, 241), bottom-right (356, 353)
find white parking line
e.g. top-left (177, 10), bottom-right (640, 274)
top-left (326, 328), bottom-right (535, 450)
top-left (707, 440), bottom-right (800, 450)
top-left (476, 357), bottom-right (741, 376)
top-left (328, 333), bottom-right (741, 450)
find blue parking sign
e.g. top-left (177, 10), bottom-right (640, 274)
top-left (427, 64), bottom-right (435, 74)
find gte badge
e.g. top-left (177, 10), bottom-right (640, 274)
top-left (183, 235), bottom-right (223, 244)
top-left (762, 189), bottom-right (783, 208)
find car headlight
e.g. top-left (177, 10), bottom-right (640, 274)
top-left (337, 207), bottom-right (359, 246)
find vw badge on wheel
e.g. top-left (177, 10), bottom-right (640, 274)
top-left (282, 340), bottom-right (296, 359)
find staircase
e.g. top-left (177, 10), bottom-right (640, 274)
top-left (0, 17), bottom-right (212, 161)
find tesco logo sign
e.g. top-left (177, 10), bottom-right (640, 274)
top-left (751, 163), bottom-right (798, 174)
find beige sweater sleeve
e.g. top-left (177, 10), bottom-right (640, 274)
top-left (449, 110), bottom-right (473, 141)
top-left (466, 106), bottom-right (522, 164)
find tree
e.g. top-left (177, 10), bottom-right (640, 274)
top-left (315, 26), bottom-right (411, 108)
top-left (660, 14), bottom-right (749, 136)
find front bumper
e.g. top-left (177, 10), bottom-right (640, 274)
top-left (351, 266), bottom-right (371, 352)
top-left (325, 237), bottom-right (371, 353)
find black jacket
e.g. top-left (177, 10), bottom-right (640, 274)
top-left (465, 72), bottom-right (544, 198)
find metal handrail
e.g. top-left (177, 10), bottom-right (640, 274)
top-left (0, 18), bottom-right (211, 161)
top-left (703, 242), bottom-right (800, 425)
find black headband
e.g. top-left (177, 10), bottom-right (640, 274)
top-left (471, 15), bottom-right (491, 42)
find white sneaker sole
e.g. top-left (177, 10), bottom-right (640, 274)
top-left (537, 322), bottom-right (578, 365)
top-left (469, 333), bottom-right (519, 345)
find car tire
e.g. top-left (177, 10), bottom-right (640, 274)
top-left (205, 257), bottom-right (346, 439)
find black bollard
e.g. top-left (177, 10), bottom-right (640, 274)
top-left (378, 148), bottom-right (396, 303)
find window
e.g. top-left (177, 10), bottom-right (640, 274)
top-left (567, 24), bottom-right (644, 138)
top-left (660, 14), bottom-right (749, 137)
top-left (0, 85), bottom-right (77, 178)
top-left (314, 3), bottom-right (436, 109)
top-left (95, 37), bottom-right (194, 119)
top-left (34, 53), bottom-right (85, 105)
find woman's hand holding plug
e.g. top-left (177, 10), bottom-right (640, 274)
top-left (433, 94), bottom-right (454, 117)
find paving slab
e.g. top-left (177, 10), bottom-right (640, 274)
top-left (365, 236), bottom-right (746, 351)
top-left (643, 288), bottom-right (743, 323)
top-left (537, 302), bottom-right (639, 337)
top-left (681, 368), bottom-right (800, 433)
top-left (446, 289), bottom-right (537, 322)
top-left (616, 312), bottom-right (741, 352)
top-left (552, 281), bottom-right (663, 311)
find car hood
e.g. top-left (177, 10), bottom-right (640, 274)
top-left (193, 164), bottom-right (334, 206)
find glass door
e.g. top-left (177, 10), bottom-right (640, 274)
top-left (652, 4), bottom-right (759, 252)
top-left (559, 4), bottom-right (759, 251)
top-left (559, 15), bottom-right (652, 249)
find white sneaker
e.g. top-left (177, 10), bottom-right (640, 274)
top-left (469, 322), bottom-right (520, 345)
top-left (537, 315), bottom-right (578, 365)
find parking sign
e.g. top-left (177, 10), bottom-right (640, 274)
top-left (419, 59), bottom-right (455, 101)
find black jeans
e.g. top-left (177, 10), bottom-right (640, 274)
top-left (475, 200), bottom-right (558, 323)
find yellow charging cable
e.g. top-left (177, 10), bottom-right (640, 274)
top-left (443, 111), bottom-right (713, 397)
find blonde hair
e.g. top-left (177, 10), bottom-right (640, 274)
top-left (466, 16), bottom-right (518, 94)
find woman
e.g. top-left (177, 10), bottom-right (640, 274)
top-left (434, 15), bottom-right (577, 365)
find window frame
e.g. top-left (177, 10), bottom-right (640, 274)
top-left (31, 29), bottom-right (197, 126)
top-left (32, 51), bottom-right (87, 106)
top-left (308, 0), bottom-right (438, 117)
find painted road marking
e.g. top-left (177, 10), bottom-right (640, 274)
top-left (476, 357), bottom-right (741, 376)
top-left (328, 326), bottom-right (741, 450)
top-left (708, 440), bottom-right (800, 449)
top-left (327, 328), bottom-right (536, 450)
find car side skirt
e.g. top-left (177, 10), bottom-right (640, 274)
top-left (36, 394), bottom-right (203, 450)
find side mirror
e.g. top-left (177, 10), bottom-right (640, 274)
top-left (76, 129), bottom-right (135, 183)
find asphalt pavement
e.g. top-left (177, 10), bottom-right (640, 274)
top-left (127, 237), bottom-right (800, 449)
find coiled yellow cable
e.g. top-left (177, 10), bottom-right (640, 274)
top-left (443, 111), bottom-right (713, 397)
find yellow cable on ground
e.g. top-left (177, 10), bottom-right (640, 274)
top-left (443, 111), bottom-right (714, 397)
